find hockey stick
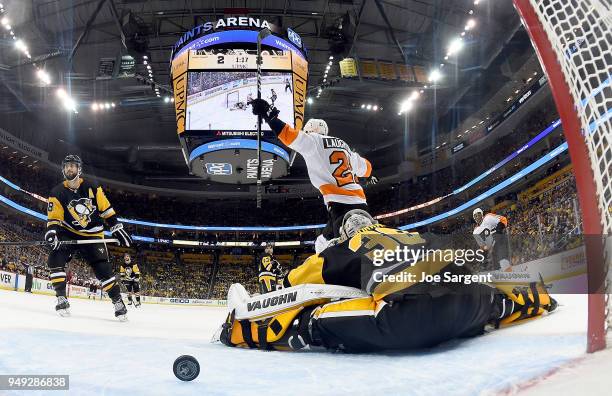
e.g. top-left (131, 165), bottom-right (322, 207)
top-left (0, 238), bottom-right (120, 247)
top-left (256, 28), bottom-right (271, 209)
top-left (289, 150), bottom-right (298, 167)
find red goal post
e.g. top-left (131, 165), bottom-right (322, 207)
top-left (513, 0), bottom-right (611, 352)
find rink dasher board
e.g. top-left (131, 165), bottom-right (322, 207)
top-left (0, 270), bottom-right (228, 307)
top-left (484, 246), bottom-right (588, 293)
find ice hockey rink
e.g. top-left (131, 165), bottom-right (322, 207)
top-left (1, 289), bottom-right (610, 396)
top-left (186, 82), bottom-right (295, 131)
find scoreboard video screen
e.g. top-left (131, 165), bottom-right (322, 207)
top-left (170, 24), bottom-right (308, 183)
top-left (186, 70), bottom-right (295, 131)
top-left (184, 49), bottom-right (297, 132)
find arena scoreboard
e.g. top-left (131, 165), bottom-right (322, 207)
top-left (170, 18), bottom-right (309, 184)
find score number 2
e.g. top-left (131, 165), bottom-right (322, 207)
top-left (329, 151), bottom-right (356, 186)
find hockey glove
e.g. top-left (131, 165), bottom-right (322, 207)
top-left (44, 229), bottom-right (61, 251)
top-left (251, 98), bottom-right (280, 122)
top-left (110, 223), bottom-right (132, 247)
top-left (365, 176), bottom-right (379, 186)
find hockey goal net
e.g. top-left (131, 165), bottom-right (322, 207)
top-left (513, 0), bottom-right (611, 352)
top-left (226, 91), bottom-right (239, 108)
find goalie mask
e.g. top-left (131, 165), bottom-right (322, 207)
top-left (62, 154), bottom-right (82, 182)
top-left (303, 119), bottom-right (329, 136)
top-left (341, 209), bottom-right (375, 239)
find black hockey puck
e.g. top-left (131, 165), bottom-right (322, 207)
top-left (173, 355), bottom-right (200, 381)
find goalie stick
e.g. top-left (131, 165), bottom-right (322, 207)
top-left (255, 28), bottom-right (271, 208)
top-left (0, 238), bottom-right (120, 247)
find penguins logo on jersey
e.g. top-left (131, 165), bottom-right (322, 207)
top-left (67, 198), bottom-right (96, 228)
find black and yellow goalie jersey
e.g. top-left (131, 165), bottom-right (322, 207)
top-left (258, 254), bottom-right (283, 293)
top-left (47, 178), bottom-right (118, 238)
top-left (284, 224), bottom-right (468, 302)
top-left (120, 263), bottom-right (141, 282)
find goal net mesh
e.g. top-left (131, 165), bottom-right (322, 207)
top-left (518, 0), bottom-right (611, 348)
top-left (226, 91), bottom-right (240, 108)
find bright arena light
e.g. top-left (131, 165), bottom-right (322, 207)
top-left (399, 100), bottom-right (413, 113)
top-left (0, 17), bottom-right (9, 26)
top-left (164, 96), bottom-right (170, 103)
top-left (91, 103), bottom-right (98, 111)
top-left (429, 69), bottom-right (442, 82)
top-left (409, 90), bottom-right (419, 101)
top-left (465, 19), bottom-right (476, 30)
top-left (447, 38), bottom-right (464, 56)
top-left (307, 97), bottom-right (313, 104)
top-left (36, 69), bottom-right (51, 85)
top-left (62, 97), bottom-right (77, 112)
top-left (14, 39), bottom-right (27, 52)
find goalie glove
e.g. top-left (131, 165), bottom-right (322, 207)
top-left (110, 223), bottom-right (132, 247)
top-left (44, 229), bottom-right (61, 251)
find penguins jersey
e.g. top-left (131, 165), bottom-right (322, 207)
top-left (120, 263), bottom-right (140, 282)
top-left (276, 125), bottom-right (372, 205)
top-left (285, 224), bottom-right (461, 301)
top-left (259, 254), bottom-right (282, 278)
top-left (473, 213), bottom-right (508, 250)
top-left (47, 178), bottom-right (118, 238)
top-left (258, 254), bottom-right (283, 293)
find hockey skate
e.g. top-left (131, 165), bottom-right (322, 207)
top-left (113, 299), bottom-right (128, 322)
top-left (134, 300), bottom-right (141, 308)
top-left (55, 296), bottom-right (71, 317)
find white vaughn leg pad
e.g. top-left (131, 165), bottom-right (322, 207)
top-left (230, 283), bottom-right (368, 321)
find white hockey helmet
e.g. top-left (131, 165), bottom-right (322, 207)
top-left (473, 208), bottom-right (483, 221)
top-left (303, 119), bottom-right (329, 136)
top-left (341, 209), bottom-right (376, 239)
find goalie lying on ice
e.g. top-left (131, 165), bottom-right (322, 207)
top-left (215, 210), bottom-right (558, 353)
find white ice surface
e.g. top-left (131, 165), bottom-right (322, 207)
top-left (0, 290), bottom-right (599, 396)
top-left (187, 83), bottom-right (295, 131)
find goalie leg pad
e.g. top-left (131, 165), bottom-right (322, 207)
top-left (492, 277), bottom-right (558, 327)
top-left (220, 306), bottom-right (316, 351)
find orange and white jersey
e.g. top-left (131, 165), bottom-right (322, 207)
top-left (277, 124), bottom-right (372, 205)
top-left (473, 213), bottom-right (508, 249)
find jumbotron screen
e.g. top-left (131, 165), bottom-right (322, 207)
top-left (186, 70), bottom-right (295, 131)
top-left (180, 48), bottom-right (299, 132)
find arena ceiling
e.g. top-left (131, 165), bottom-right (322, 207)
top-left (0, 0), bottom-right (530, 186)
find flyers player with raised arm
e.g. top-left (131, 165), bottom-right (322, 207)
top-left (45, 155), bottom-right (132, 320)
top-left (251, 99), bottom-right (378, 253)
